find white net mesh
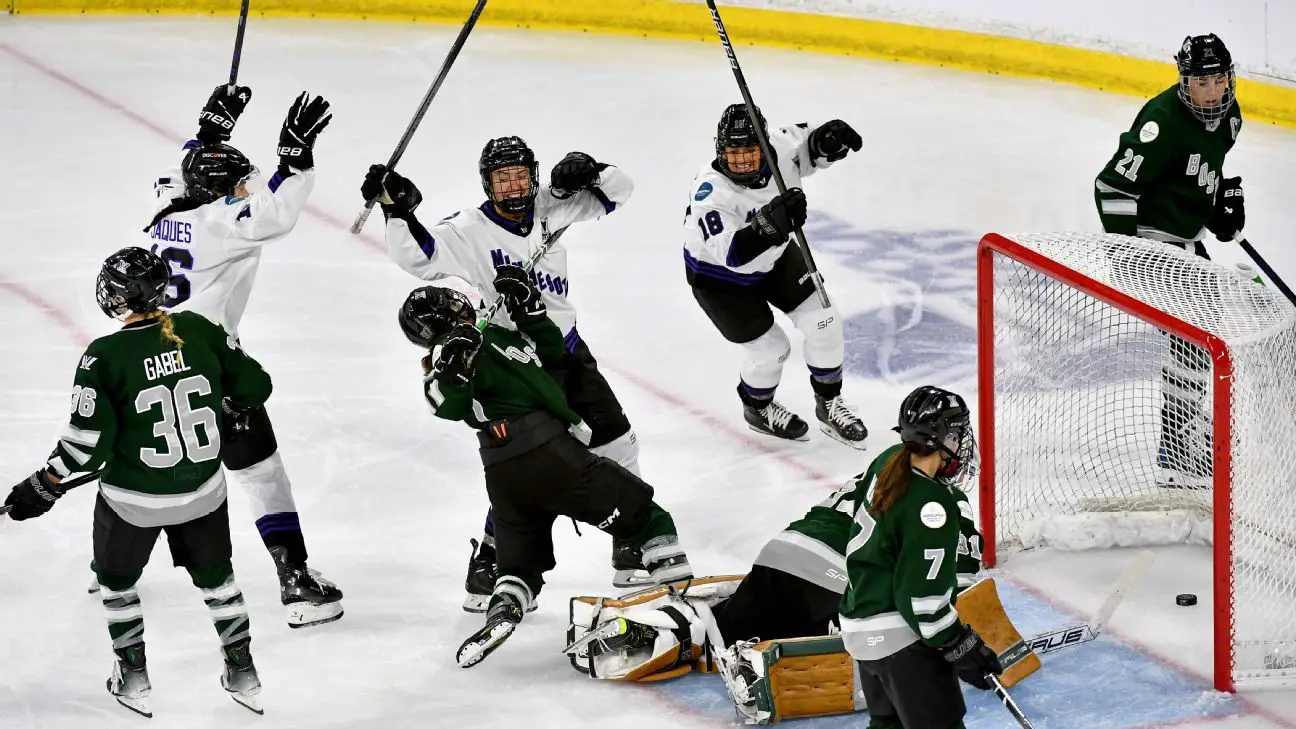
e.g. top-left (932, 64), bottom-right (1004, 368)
top-left (985, 232), bottom-right (1296, 686)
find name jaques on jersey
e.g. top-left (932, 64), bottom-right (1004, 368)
top-left (384, 166), bottom-right (634, 340)
top-left (683, 123), bottom-right (832, 282)
top-left (147, 141), bottom-right (315, 337)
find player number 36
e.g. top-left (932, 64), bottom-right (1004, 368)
top-left (70, 386), bottom-right (97, 417)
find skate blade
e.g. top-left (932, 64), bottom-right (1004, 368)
top-left (457, 620), bottom-right (518, 668)
top-left (109, 690), bottom-right (152, 719)
top-left (228, 690), bottom-right (264, 715)
top-left (745, 423), bottom-right (810, 442)
top-left (612, 569), bottom-right (653, 589)
top-left (286, 601), bottom-right (344, 629)
top-left (818, 423), bottom-right (868, 450)
top-left (563, 617), bottom-right (626, 656)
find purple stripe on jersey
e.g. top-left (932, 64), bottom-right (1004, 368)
top-left (479, 201), bottom-right (534, 237)
top-left (267, 170), bottom-right (292, 193)
top-left (416, 228), bottom-right (436, 259)
top-left (563, 327), bottom-right (581, 354)
top-left (258, 524), bottom-right (305, 536)
top-left (684, 250), bottom-right (766, 286)
top-left (183, 139), bottom-right (201, 150)
top-left (484, 510), bottom-right (495, 537)
top-left (808, 364), bottom-right (843, 382)
top-left (590, 187), bottom-right (616, 214)
top-left (725, 239), bottom-right (747, 268)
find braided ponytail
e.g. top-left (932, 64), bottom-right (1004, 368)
top-left (145, 311), bottom-right (184, 349)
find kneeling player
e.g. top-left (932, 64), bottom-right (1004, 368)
top-left (399, 271), bottom-right (693, 668)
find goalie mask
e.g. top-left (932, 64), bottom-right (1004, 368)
top-left (181, 143), bottom-right (256, 203)
top-left (715, 103), bottom-right (770, 187)
top-left (895, 385), bottom-right (976, 480)
top-left (398, 285), bottom-right (476, 349)
top-left (96, 247), bottom-right (170, 320)
top-left (1175, 34), bottom-right (1235, 124)
top-left (479, 136), bottom-right (539, 217)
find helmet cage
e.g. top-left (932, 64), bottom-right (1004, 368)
top-left (1175, 34), bottom-right (1236, 124)
top-left (95, 248), bottom-right (169, 320)
top-left (715, 104), bottom-right (768, 186)
top-left (479, 137), bottom-right (539, 217)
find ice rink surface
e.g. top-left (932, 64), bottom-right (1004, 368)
top-left (2, 14), bottom-right (1296, 728)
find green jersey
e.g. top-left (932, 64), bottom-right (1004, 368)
top-left (837, 444), bottom-right (968, 660)
top-left (424, 316), bottom-right (580, 427)
top-left (1095, 85), bottom-right (1242, 244)
top-left (47, 311), bottom-right (271, 528)
top-left (754, 443), bottom-right (982, 598)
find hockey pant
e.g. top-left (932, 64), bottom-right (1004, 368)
top-left (858, 642), bottom-right (967, 729)
top-left (478, 413), bottom-right (689, 612)
top-left (690, 246), bottom-right (844, 405)
top-left (711, 564), bottom-right (842, 646)
top-left (221, 405), bottom-right (310, 563)
top-left (93, 495), bottom-right (252, 653)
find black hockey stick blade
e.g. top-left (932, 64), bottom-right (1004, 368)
top-left (1238, 237), bottom-right (1296, 307)
top-left (0, 470), bottom-right (102, 515)
top-left (352, 0), bottom-right (489, 234)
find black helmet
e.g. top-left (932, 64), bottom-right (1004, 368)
top-left (895, 385), bottom-right (975, 479)
top-left (96, 247), bottom-right (170, 319)
top-left (182, 143), bottom-right (255, 203)
top-left (479, 136), bottom-right (539, 216)
top-left (715, 103), bottom-right (769, 186)
top-left (398, 285), bottom-right (475, 348)
top-left (1174, 34), bottom-right (1235, 124)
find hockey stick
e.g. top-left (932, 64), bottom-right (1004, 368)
top-left (1017, 550), bottom-right (1154, 658)
top-left (476, 222), bottom-right (568, 332)
top-left (351, 0), bottom-right (488, 235)
top-left (989, 674), bottom-right (1038, 729)
top-left (0, 470), bottom-right (102, 516)
top-left (227, 0), bottom-right (252, 91)
top-left (1237, 237), bottom-right (1296, 307)
top-left (703, 0), bottom-right (831, 309)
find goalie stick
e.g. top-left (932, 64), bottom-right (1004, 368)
top-left (1, 470), bottom-right (102, 516)
top-left (351, 0), bottom-right (488, 234)
top-left (989, 674), bottom-right (1038, 729)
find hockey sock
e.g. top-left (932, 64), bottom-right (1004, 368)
top-left (808, 367), bottom-right (843, 399)
top-left (100, 578), bottom-right (145, 651)
top-left (256, 512), bottom-right (308, 564)
top-left (193, 566), bottom-right (251, 648)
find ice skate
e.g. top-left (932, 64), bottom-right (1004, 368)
top-left (611, 539), bottom-right (651, 589)
top-left (563, 616), bottom-right (658, 660)
top-left (743, 400), bottom-right (809, 441)
top-left (270, 546), bottom-right (343, 628)
top-left (106, 644), bottom-right (151, 718)
top-left (457, 592), bottom-right (524, 668)
top-left (220, 638), bottom-right (263, 715)
top-left (815, 394), bottom-right (868, 449)
top-left (463, 538), bottom-right (496, 613)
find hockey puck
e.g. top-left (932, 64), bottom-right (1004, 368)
top-left (1176, 593), bottom-right (1198, 606)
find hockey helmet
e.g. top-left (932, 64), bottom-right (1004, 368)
top-left (895, 385), bottom-right (975, 479)
top-left (399, 285), bottom-right (476, 348)
top-left (479, 136), bottom-right (539, 216)
top-left (1175, 34), bottom-right (1235, 124)
top-left (715, 103), bottom-right (769, 186)
top-left (96, 247), bottom-right (170, 320)
top-left (182, 143), bottom-right (256, 203)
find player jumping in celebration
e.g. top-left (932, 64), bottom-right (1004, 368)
top-left (363, 137), bottom-right (648, 606)
top-left (1093, 34), bottom-right (1245, 487)
top-left (129, 83), bottom-right (343, 627)
top-left (5, 248), bottom-right (271, 716)
top-left (684, 104), bottom-right (867, 448)
top-left (397, 274), bottom-right (692, 668)
top-left (839, 386), bottom-right (1002, 729)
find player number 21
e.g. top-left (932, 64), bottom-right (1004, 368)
top-left (1114, 148), bottom-right (1144, 182)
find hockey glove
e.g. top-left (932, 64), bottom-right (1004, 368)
top-left (197, 84), bottom-right (252, 145)
top-left (220, 397), bottom-right (255, 439)
top-left (5, 469), bottom-right (65, 521)
top-left (752, 188), bottom-right (807, 244)
top-left (549, 152), bottom-right (603, 198)
top-left (361, 164), bottom-right (423, 217)
top-left (938, 623), bottom-right (1003, 691)
top-left (808, 119), bottom-right (862, 163)
top-left (277, 91), bottom-right (332, 170)
top-left (493, 265), bottom-right (547, 326)
top-left (1207, 176), bottom-right (1245, 241)
top-left (435, 324), bottom-right (484, 386)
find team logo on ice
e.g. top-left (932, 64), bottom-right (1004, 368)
top-left (919, 502), bottom-right (946, 528)
top-left (694, 182), bottom-right (714, 201)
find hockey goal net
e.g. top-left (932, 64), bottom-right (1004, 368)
top-left (977, 231), bottom-right (1296, 691)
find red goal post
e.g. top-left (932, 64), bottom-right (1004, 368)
top-left (975, 231), bottom-right (1296, 692)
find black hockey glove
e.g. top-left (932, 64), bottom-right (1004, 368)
top-left (808, 119), bottom-right (862, 163)
top-left (277, 91), bottom-right (332, 170)
top-left (493, 265), bottom-right (547, 326)
top-left (435, 324), bottom-right (484, 386)
top-left (197, 84), bottom-right (252, 145)
top-left (938, 623), bottom-right (1003, 691)
top-left (220, 398), bottom-right (255, 440)
top-left (752, 188), bottom-right (807, 244)
top-left (1207, 176), bottom-right (1245, 242)
top-left (549, 151), bottom-right (603, 198)
top-left (4, 469), bottom-right (65, 521)
top-left (361, 164), bottom-right (423, 217)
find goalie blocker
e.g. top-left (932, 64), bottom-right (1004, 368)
top-left (566, 576), bottom-right (1040, 724)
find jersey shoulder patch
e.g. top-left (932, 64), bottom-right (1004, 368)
top-left (1138, 120), bottom-right (1160, 143)
top-left (919, 501), bottom-right (947, 529)
top-left (694, 182), bottom-right (714, 201)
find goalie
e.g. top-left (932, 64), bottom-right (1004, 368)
top-left (565, 385), bottom-right (988, 722)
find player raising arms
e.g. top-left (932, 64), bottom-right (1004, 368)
top-left (683, 104), bottom-right (867, 448)
top-left (132, 84), bottom-right (342, 627)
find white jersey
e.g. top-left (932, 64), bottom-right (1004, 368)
top-left (682, 123), bottom-right (831, 285)
top-left (385, 166), bottom-right (633, 344)
top-left (146, 141), bottom-right (314, 338)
